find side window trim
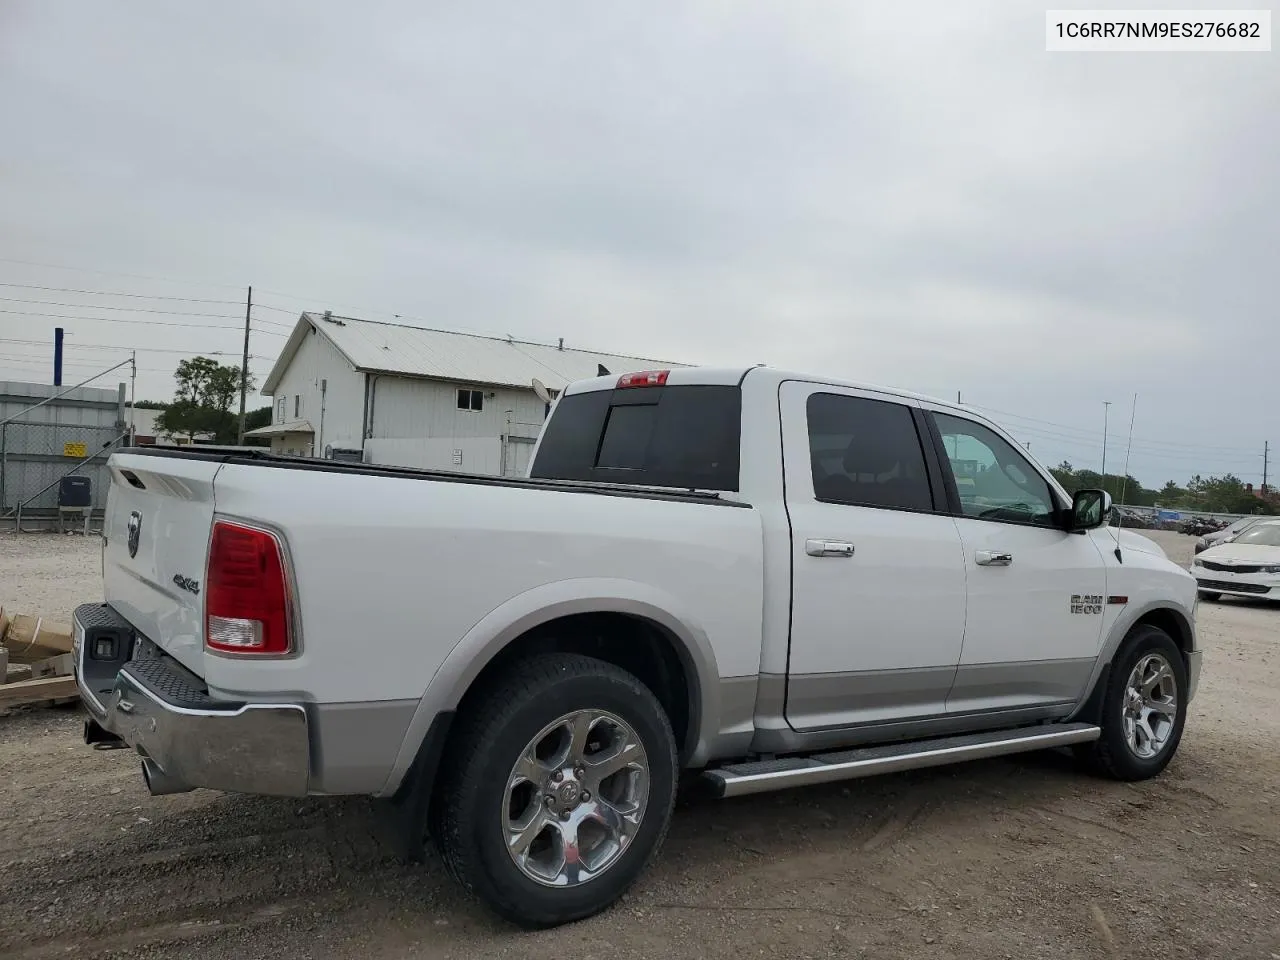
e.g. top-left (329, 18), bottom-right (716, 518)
top-left (920, 409), bottom-right (964, 515)
top-left (909, 406), bottom-right (951, 514)
top-left (923, 409), bottom-right (1068, 530)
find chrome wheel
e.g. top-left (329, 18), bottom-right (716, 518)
top-left (503, 709), bottom-right (650, 887)
top-left (1122, 653), bottom-right (1178, 760)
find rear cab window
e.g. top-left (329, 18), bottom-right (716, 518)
top-left (530, 378), bottom-right (742, 491)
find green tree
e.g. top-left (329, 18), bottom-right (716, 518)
top-left (244, 405), bottom-right (272, 432)
top-left (1050, 461), bottom-right (1078, 492)
top-left (156, 357), bottom-right (256, 444)
top-left (1181, 473), bottom-right (1276, 514)
top-left (1048, 461), bottom-right (1155, 507)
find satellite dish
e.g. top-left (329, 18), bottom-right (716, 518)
top-left (532, 378), bottom-right (552, 404)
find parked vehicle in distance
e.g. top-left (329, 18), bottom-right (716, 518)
top-left (1180, 516), bottom-right (1225, 538)
top-left (1191, 518), bottom-right (1280, 601)
top-left (1110, 505), bottom-right (1154, 529)
top-left (73, 365), bottom-right (1202, 928)
top-left (1195, 515), bottom-right (1266, 554)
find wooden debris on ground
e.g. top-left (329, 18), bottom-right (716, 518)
top-left (0, 606), bottom-right (74, 663)
top-left (0, 606), bottom-right (80, 708)
top-left (0, 675), bottom-right (78, 706)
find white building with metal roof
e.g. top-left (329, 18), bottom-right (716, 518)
top-left (252, 312), bottom-right (685, 475)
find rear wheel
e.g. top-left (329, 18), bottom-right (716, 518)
top-left (430, 653), bottom-right (677, 928)
top-left (1077, 624), bottom-right (1187, 781)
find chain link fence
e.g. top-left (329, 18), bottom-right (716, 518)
top-left (0, 420), bottom-right (126, 515)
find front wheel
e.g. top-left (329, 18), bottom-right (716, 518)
top-left (1077, 624), bottom-right (1187, 781)
top-left (430, 653), bottom-right (678, 928)
top-left (1197, 590), bottom-right (1221, 602)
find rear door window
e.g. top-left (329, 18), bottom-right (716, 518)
top-left (530, 385), bottom-right (741, 491)
top-left (806, 392), bottom-right (935, 512)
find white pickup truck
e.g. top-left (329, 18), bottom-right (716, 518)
top-left (74, 365), bottom-right (1201, 927)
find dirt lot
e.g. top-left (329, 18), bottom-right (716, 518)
top-left (2, 528), bottom-right (1278, 959)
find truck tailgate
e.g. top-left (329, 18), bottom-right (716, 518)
top-left (102, 452), bottom-right (222, 676)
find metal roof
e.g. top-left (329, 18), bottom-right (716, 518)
top-left (262, 313), bottom-right (688, 395)
top-left (243, 419), bottom-right (314, 437)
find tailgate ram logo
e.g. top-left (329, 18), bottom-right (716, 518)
top-left (127, 511), bottom-right (142, 558)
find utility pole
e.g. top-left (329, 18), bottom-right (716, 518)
top-left (1264, 440), bottom-right (1270, 494)
top-left (237, 285), bottom-right (252, 445)
top-left (129, 351), bottom-right (137, 443)
top-left (1101, 401), bottom-right (1111, 482)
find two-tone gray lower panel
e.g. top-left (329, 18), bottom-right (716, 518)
top-left (751, 658), bottom-right (1092, 755)
top-left (946, 657), bottom-right (1094, 713)
top-left (783, 666), bottom-right (958, 730)
top-left (779, 658), bottom-right (1091, 732)
top-left (308, 700), bottom-right (419, 795)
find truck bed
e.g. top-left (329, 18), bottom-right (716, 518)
top-left (114, 445), bottom-right (747, 507)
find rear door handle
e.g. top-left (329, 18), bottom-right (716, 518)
top-left (806, 539), bottom-right (855, 558)
top-left (975, 550), bottom-right (1013, 566)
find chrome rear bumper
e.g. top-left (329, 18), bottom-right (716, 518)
top-left (74, 604), bottom-right (311, 797)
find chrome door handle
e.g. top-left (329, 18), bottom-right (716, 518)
top-left (806, 539), bottom-right (855, 558)
top-left (975, 550), bottom-right (1013, 566)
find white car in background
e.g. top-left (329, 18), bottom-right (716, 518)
top-left (1194, 515), bottom-right (1267, 555)
top-left (1192, 518), bottom-right (1280, 602)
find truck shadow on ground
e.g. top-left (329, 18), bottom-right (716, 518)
top-left (11, 741), bottom-right (1198, 959)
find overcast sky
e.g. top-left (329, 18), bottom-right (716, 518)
top-left (1, 1), bottom-right (1275, 486)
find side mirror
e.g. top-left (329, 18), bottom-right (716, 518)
top-left (1069, 488), bottom-right (1112, 531)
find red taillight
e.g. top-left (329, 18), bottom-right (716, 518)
top-left (204, 520), bottom-right (294, 656)
top-left (617, 370), bottom-right (669, 389)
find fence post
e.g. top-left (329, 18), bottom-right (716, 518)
top-left (0, 422), bottom-right (6, 512)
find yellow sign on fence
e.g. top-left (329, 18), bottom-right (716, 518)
top-left (63, 442), bottom-right (87, 459)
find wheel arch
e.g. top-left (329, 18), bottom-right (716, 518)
top-left (380, 579), bottom-right (721, 797)
top-left (1067, 600), bottom-right (1196, 725)
top-left (1133, 606), bottom-right (1194, 657)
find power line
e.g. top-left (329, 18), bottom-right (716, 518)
top-left (0, 355), bottom-right (196, 375)
top-left (0, 307), bottom-right (288, 334)
top-left (1006, 423), bottom-right (1260, 461)
top-left (0, 296), bottom-right (244, 318)
top-left (1012, 428), bottom-right (1260, 465)
top-left (3, 343), bottom-right (269, 361)
top-left (969, 402), bottom-right (1258, 454)
top-left (248, 314), bottom-right (296, 330)
top-left (0, 256), bottom-right (248, 292)
top-left (981, 405), bottom-right (1257, 453)
top-left (0, 281), bottom-right (240, 304)
top-left (251, 289), bottom-right (518, 341)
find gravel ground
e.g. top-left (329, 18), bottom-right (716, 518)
top-left (1, 529), bottom-right (1278, 959)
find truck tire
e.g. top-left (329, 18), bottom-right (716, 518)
top-left (1197, 590), bottom-right (1221, 602)
top-left (430, 653), bottom-right (678, 928)
top-left (1077, 624), bottom-right (1188, 781)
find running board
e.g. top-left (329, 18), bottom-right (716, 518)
top-left (704, 723), bottom-right (1101, 798)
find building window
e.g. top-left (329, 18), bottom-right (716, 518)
top-left (457, 389), bottom-right (484, 412)
top-left (294, 395), bottom-right (302, 418)
top-left (276, 397), bottom-right (286, 423)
